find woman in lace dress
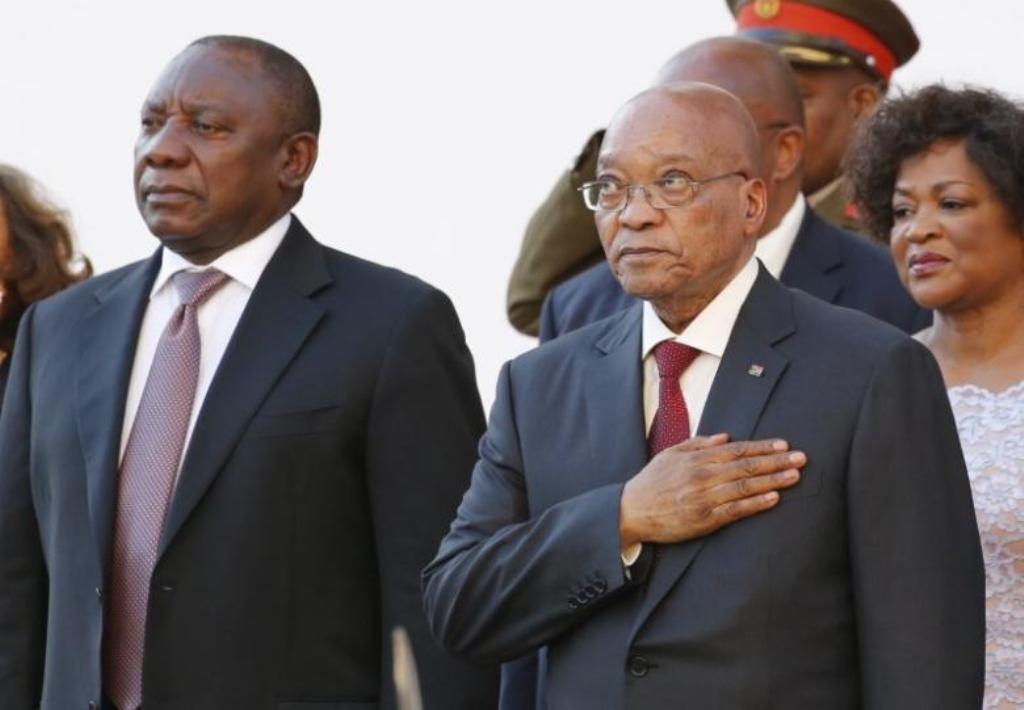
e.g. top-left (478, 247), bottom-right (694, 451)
top-left (849, 85), bottom-right (1024, 709)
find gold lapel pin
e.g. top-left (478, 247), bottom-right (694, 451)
top-left (747, 364), bottom-right (765, 377)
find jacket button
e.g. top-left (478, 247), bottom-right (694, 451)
top-left (627, 654), bottom-right (650, 678)
top-left (568, 597), bottom-right (581, 610)
top-left (89, 702), bottom-right (98, 710)
top-left (94, 587), bottom-right (102, 602)
top-left (594, 580), bottom-right (607, 593)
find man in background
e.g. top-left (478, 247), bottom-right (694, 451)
top-left (0, 36), bottom-right (497, 709)
top-left (507, 0), bottom-right (919, 336)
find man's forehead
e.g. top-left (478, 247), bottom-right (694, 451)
top-left (600, 99), bottom-right (727, 168)
top-left (598, 139), bottom-right (705, 170)
top-left (147, 45), bottom-right (263, 102)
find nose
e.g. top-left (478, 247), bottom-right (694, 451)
top-left (137, 122), bottom-right (189, 169)
top-left (616, 186), bottom-right (662, 230)
top-left (900, 205), bottom-right (941, 244)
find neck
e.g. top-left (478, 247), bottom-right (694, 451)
top-left (649, 249), bottom-right (753, 333)
top-left (923, 285), bottom-right (1024, 387)
top-left (162, 207), bottom-right (289, 266)
top-left (759, 184), bottom-right (799, 238)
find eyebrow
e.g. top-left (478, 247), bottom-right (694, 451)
top-left (893, 179), bottom-right (974, 196)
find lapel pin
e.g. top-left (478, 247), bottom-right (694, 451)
top-left (747, 364), bottom-right (765, 378)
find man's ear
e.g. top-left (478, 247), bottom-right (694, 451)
top-left (848, 82), bottom-right (883, 122)
top-left (771, 126), bottom-right (805, 183)
top-left (279, 132), bottom-right (319, 190)
top-left (743, 177), bottom-right (769, 237)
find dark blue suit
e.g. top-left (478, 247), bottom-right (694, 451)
top-left (539, 207), bottom-right (929, 342)
top-left (425, 267), bottom-right (983, 709)
top-left (0, 217), bottom-right (498, 709)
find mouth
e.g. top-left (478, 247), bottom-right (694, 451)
top-left (142, 185), bottom-right (197, 206)
top-left (618, 246), bottom-right (667, 261)
top-left (907, 252), bottom-right (950, 278)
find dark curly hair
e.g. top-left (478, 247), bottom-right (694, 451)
top-left (0, 165), bottom-right (92, 355)
top-left (846, 84), bottom-right (1024, 243)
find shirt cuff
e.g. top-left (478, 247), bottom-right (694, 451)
top-left (621, 542), bottom-right (643, 567)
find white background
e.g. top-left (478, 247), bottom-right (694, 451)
top-left (2, 0), bottom-right (1021, 410)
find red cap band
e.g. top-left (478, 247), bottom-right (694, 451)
top-left (736, 1), bottom-right (897, 80)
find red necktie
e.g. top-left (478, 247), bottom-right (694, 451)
top-left (647, 341), bottom-right (701, 458)
top-left (104, 269), bottom-right (229, 710)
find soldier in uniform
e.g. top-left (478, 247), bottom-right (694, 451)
top-left (507, 0), bottom-right (919, 336)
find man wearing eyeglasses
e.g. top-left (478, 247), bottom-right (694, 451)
top-left (424, 82), bottom-right (984, 708)
top-left (506, 0), bottom-right (920, 337)
top-left (537, 36), bottom-right (926, 344)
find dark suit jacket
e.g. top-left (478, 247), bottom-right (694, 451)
top-left (0, 218), bottom-right (498, 710)
top-left (539, 207), bottom-right (930, 342)
top-left (0, 357), bottom-right (8, 418)
top-left (424, 268), bottom-right (985, 709)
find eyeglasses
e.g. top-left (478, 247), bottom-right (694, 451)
top-left (578, 171), bottom-right (748, 212)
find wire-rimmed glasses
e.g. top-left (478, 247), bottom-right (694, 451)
top-left (578, 171), bottom-right (748, 212)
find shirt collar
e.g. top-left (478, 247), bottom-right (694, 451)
top-left (641, 255), bottom-right (759, 361)
top-left (150, 213), bottom-right (292, 299)
top-left (754, 195), bottom-right (806, 279)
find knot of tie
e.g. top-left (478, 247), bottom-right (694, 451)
top-left (653, 340), bottom-right (701, 381)
top-left (173, 269), bottom-right (230, 307)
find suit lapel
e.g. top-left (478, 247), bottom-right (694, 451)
top-left (630, 268), bottom-right (796, 636)
top-left (583, 304), bottom-right (647, 489)
top-left (157, 219), bottom-right (331, 558)
top-left (780, 209), bottom-right (843, 305)
top-left (77, 253), bottom-right (162, 574)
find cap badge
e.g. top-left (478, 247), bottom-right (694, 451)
top-left (753, 0), bottom-right (782, 19)
top-left (748, 364), bottom-right (766, 377)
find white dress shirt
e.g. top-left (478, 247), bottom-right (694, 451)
top-left (753, 194), bottom-right (805, 279)
top-left (118, 213), bottom-right (292, 475)
top-left (623, 255), bottom-right (759, 565)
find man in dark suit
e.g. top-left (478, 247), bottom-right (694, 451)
top-left (424, 83), bottom-right (984, 708)
top-left (0, 36), bottom-right (497, 710)
top-left (539, 36), bottom-right (926, 343)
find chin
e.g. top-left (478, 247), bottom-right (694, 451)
top-left (141, 212), bottom-right (197, 239)
top-left (907, 282), bottom-right (961, 312)
top-left (615, 273), bottom-right (670, 302)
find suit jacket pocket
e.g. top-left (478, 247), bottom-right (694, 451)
top-left (276, 702), bottom-right (377, 710)
top-left (779, 465), bottom-right (823, 501)
top-left (244, 405), bottom-right (346, 439)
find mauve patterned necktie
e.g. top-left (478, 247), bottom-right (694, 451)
top-left (103, 269), bottom-right (229, 710)
top-left (647, 341), bottom-right (701, 458)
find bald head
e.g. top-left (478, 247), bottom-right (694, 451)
top-left (602, 82), bottom-right (762, 181)
top-left (654, 36), bottom-right (804, 129)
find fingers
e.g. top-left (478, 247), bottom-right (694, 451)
top-left (710, 468), bottom-right (801, 503)
top-left (693, 438), bottom-right (790, 463)
top-left (710, 491), bottom-right (781, 527)
top-left (712, 450), bottom-right (807, 484)
top-left (673, 433), bottom-right (729, 452)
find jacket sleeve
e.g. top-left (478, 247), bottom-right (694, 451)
top-left (366, 287), bottom-right (498, 710)
top-left (537, 288), bottom-right (560, 344)
top-left (506, 130), bottom-right (606, 336)
top-left (846, 337), bottom-right (985, 708)
top-left (0, 306), bottom-right (48, 708)
top-left (423, 360), bottom-right (642, 664)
